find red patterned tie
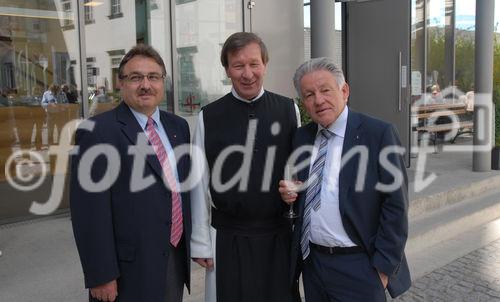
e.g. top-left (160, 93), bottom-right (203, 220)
top-left (146, 117), bottom-right (183, 247)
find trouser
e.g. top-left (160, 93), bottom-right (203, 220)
top-left (302, 246), bottom-right (386, 302)
top-left (165, 241), bottom-right (186, 302)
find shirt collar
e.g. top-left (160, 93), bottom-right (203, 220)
top-left (231, 87), bottom-right (265, 103)
top-left (317, 106), bottom-right (349, 139)
top-left (129, 106), bottom-right (160, 130)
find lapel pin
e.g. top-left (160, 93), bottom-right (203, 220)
top-left (356, 135), bottom-right (359, 140)
top-left (173, 134), bottom-right (177, 138)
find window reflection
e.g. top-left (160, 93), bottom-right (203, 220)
top-left (426, 0), bottom-right (445, 92)
top-left (0, 0), bottom-right (81, 221)
top-left (82, 0), bottom-right (130, 117)
top-left (111, 0), bottom-right (122, 17)
top-left (174, 0), bottom-right (242, 116)
top-left (412, 0), bottom-right (477, 104)
top-left (411, 0), bottom-right (425, 104)
top-left (410, 0), bottom-right (478, 154)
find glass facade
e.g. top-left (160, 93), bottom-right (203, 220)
top-left (0, 0), bottom-right (242, 222)
top-left (411, 0), bottom-right (484, 103)
top-left (409, 0), bottom-right (490, 151)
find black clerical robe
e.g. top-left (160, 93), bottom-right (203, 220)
top-left (202, 91), bottom-right (299, 302)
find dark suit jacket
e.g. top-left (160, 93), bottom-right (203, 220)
top-left (290, 109), bottom-right (411, 298)
top-left (70, 102), bottom-right (191, 301)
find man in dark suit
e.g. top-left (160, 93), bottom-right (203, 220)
top-left (280, 57), bottom-right (411, 301)
top-left (70, 44), bottom-right (191, 302)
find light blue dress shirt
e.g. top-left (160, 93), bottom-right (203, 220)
top-left (129, 106), bottom-right (181, 185)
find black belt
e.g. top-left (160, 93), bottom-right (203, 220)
top-left (310, 243), bottom-right (364, 255)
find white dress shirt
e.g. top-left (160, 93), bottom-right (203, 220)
top-left (308, 106), bottom-right (357, 247)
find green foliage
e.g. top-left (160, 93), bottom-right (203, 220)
top-left (496, 102), bottom-right (500, 146)
top-left (494, 36), bottom-right (500, 107)
top-left (455, 32), bottom-right (475, 92)
top-left (493, 35), bottom-right (500, 146)
top-left (295, 97), bottom-right (312, 126)
top-left (427, 29), bottom-right (475, 92)
top-left (426, 28), bottom-right (500, 145)
top-left (427, 28), bottom-right (446, 85)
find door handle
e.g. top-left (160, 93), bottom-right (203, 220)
top-left (398, 51), bottom-right (402, 112)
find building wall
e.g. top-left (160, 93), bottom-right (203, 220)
top-left (251, 0), bottom-right (304, 99)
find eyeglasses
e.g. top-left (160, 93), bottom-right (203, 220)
top-left (120, 73), bottom-right (165, 83)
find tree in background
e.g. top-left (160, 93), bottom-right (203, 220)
top-left (493, 34), bottom-right (500, 146)
top-left (426, 27), bottom-right (500, 145)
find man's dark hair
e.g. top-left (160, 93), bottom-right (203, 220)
top-left (220, 32), bottom-right (269, 68)
top-left (118, 44), bottom-right (166, 77)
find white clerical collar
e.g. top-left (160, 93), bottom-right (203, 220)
top-left (317, 106), bottom-right (349, 139)
top-left (231, 87), bottom-right (265, 103)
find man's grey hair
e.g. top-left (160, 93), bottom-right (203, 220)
top-left (293, 57), bottom-right (346, 97)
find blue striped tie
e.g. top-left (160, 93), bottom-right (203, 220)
top-left (301, 129), bottom-right (334, 259)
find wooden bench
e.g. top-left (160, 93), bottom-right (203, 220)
top-left (412, 103), bottom-right (473, 151)
top-left (416, 108), bottom-right (467, 119)
top-left (417, 121), bottom-right (473, 141)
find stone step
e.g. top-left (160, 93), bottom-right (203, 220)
top-left (409, 174), bottom-right (500, 219)
top-left (406, 218), bottom-right (500, 281)
top-left (406, 186), bottom-right (500, 280)
top-left (408, 186), bottom-right (500, 253)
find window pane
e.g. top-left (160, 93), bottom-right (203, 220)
top-left (83, 0), bottom-right (136, 117)
top-left (111, 0), bottom-right (121, 15)
top-left (427, 0), bottom-right (445, 91)
top-left (0, 0), bottom-right (82, 221)
top-left (411, 0), bottom-right (425, 101)
top-left (148, 1), bottom-right (175, 114)
top-left (173, 0), bottom-right (243, 118)
top-left (84, 0), bottom-right (94, 23)
top-left (454, 0), bottom-right (474, 95)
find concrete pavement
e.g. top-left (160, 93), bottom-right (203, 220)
top-left (395, 236), bottom-right (500, 302)
top-left (0, 215), bottom-right (87, 301)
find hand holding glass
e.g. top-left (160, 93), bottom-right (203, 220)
top-left (283, 165), bottom-right (300, 219)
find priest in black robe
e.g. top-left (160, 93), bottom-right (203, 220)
top-left (190, 32), bottom-right (301, 302)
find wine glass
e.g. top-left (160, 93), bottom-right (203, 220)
top-left (283, 164), bottom-right (299, 219)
